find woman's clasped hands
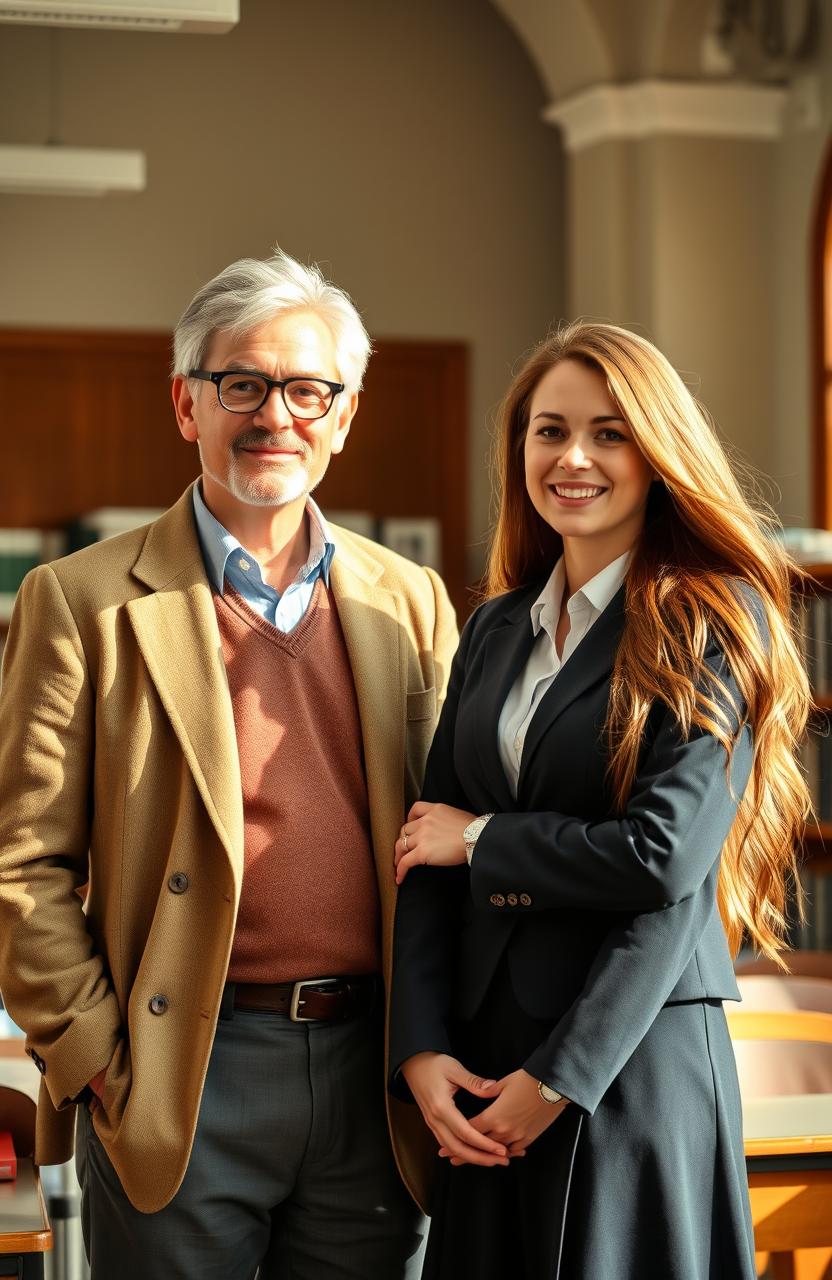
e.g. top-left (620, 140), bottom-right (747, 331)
top-left (401, 1052), bottom-right (568, 1166)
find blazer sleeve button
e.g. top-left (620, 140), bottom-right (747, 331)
top-left (27, 1049), bottom-right (46, 1074)
top-left (519, 893), bottom-right (532, 906)
top-left (506, 893), bottom-right (518, 906)
top-left (168, 872), bottom-right (189, 894)
top-left (490, 893), bottom-right (506, 907)
top-left (149, 994), bottom-right (169, 1015)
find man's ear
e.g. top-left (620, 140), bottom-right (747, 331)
top-left (330, 391), bottom-right (359, 457)
top-left (172, 375), bottom-right (199, 443)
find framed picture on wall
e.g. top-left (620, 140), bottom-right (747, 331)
top-left (327, 510), bottom-right (377, 539)
top-left (380, 517), bottom-right (442, 571)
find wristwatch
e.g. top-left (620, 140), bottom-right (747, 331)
top-left (463, 813), bottom-right (494, 864)
top-left (538, 1081), bottom-right (563, 1105)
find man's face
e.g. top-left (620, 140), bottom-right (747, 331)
top-left (172, 310), bottom-right (357, 517)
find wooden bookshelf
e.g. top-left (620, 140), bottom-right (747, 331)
top-left (804, 821), bottom-right (832, 873)
top-left (0, 327), bottom-right (471, 615)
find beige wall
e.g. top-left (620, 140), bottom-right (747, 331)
top-left (569, 132), bottom-right (778, 489)
top-left (0, 0), bottom-right (566, 578)
top-left (499, 0), bottom-right (830, 528)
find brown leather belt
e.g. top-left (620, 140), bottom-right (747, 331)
top-left (223, 976), bottom-right (379, 1023)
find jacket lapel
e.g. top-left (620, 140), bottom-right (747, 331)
top-left (328, 533), bottom-right (405, 913)
top-left (473, 587), bottom-right (541, 811)
top-left (126, 488), bottom-right (244, 881)
top-left (518, 584), bottom-right (626, 791)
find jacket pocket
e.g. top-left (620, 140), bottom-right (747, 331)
top-left (406, 686), bottom-right (437, 722)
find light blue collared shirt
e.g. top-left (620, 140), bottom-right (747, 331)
top-left (192, 483), bottom-right (335, 633)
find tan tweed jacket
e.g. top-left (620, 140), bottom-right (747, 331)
top-left (0, 486), bottom-right (456, 1213)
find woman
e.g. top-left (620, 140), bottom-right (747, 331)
top-left (389, 322), bottom-right (810, 1279)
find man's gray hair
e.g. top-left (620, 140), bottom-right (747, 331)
top-left (172, 248), bottom-right (372, 396)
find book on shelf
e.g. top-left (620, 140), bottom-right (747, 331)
top-left (0, 528), bottom-right (66, 623)
top-left (778, 526), bottom-right (832, 565)
top-left (65, 506), bottom-right (166, 553)
top-left (795, 868), bottom-right (831, 950)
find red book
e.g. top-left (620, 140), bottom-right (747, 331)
top-left (0, 1131), bottom-right (16, 1181)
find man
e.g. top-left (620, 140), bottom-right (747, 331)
top-left (0, 249), bottom-right (456, 1278)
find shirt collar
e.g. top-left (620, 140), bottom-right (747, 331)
top-left (191, 481), bottom-right (334, 595)
top-left (530, 549), bottom-right (631, 637)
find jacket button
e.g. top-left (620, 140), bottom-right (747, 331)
top-left (149, 994), bottom-right (169, 1016)
top-left (168, 872), bottom-right (189, 894)
top-left (506, 893), bottom-right (518, 906)
top-left (520, 893), bottom-right (532, 906)
top-left (490, 893), bottom-right (506, 907)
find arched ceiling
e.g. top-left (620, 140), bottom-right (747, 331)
top-left (489, 0), bottom-right (714, 100)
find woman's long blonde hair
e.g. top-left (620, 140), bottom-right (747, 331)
top-left (487, 321), bottom-right (811, 964)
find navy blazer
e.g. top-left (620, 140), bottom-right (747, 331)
top-left (390, 579), bottom-right (754, 1115)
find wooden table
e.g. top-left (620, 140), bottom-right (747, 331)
top-left (0, 1158), bottom-right (52, 1278)
top-left (745, 1093), bottom-right (832, 1280)
top-left (0, 1043), bottom-right (52, 1278)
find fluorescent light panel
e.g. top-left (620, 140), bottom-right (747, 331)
top-left (0, 143), bottom-right (146, 195)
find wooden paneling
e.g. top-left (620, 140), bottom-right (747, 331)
top-left (0, 329), bottom-right (469, 611)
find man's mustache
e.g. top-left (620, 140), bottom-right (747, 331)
top-left (231, 429), bottom-right (310, 461)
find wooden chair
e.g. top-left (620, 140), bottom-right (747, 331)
top-left (737, 976), bottom-right (832, 1016)
top-left (0, 1084), bottom-right (52, 1278)
top-left (728, 1009), bottom-right (832, 1280)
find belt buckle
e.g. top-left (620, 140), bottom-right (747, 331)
top-left (289, 977), bottom-right (342, 1022)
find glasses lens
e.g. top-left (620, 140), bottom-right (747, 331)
top-left (284, 379), bottom-right (334, 420)
top-left (218, 373), bottom-right (268, 412)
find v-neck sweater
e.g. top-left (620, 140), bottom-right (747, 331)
top-left (214, 579), bottom-right (380, 982)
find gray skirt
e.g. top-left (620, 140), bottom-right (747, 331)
top-left (424, 964), bottom-right (756, 1280)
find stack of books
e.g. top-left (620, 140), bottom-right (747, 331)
top-left (0, 509), bottom-right (165, 668)
top-left (65, 507), bottom-right (165, 554)
top-left (0, 530), bottom-right (65, 623)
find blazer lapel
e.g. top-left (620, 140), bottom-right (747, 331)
top-left (518, 585), bottom-right (626, 791)
top-left (126, 489), bottom-right (244, 880)
top-left (328, 534), bottom-right (405, 903)
top-left (473, 587), bottom-right (541, 811)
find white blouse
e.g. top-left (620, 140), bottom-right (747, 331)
top-left (496, 551), bottom-right (631, 798)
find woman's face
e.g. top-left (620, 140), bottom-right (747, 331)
top-left (523, 358), bottom-right (655, 563)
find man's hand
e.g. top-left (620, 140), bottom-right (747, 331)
top-left (400, 1052), bottom-right (510, 1167)
top-left (87, 1067), bottom-right (108, 1113)
top-left (394, 803), bottom-right (474, 885)
top-left (446, 1069), bottom-right (567, 1163)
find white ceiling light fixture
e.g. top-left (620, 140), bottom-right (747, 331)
top-left (0, 143), bottom-right (146, 194)
top-left (0, 0), bottom-right (238, 32)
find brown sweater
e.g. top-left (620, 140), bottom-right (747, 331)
top-left (214, 580), bottom-right (381, 983)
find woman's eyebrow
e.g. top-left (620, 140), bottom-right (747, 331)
top-left (532, 411), bottom-right (627, 424)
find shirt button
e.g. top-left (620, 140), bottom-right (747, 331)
top-left (168, 872), bottom-right (189, 895)
top-left (520, 893), bottom-right (532, 907)
top-left (149, 994), bottom-right (169, 1016)
top-left (490, 893), bottom-right (506, 908)
top-left (238, 557), bottom-right (250, 571)
top-left (514, 736), bottom-right (522, 752)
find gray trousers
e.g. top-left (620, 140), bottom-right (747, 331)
top-left (75, 999), bottom-right (425, 1280)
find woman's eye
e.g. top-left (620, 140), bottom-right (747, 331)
top-left (597, 428), bottom-right (625, 442)
top-left (537, 425), bottom-right (564, 439)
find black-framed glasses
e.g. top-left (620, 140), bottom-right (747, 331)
top-left (188, 369), bottom-right (344, 420)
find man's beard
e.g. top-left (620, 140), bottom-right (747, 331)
top-left (203, 429), bottom-right (314, 508)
